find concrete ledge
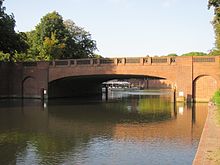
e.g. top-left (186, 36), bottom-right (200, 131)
top-left (193, 105), bottom-right (220, 165)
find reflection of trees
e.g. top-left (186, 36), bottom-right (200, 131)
top-left (0, 130), bottom-right (92, 164)
top-left (0, 132), bottom-right (27, 165)
top-left (29, 133), bottom-right (86, 165)
top-left (0, 105), bottom-right (90, 164)
top-left (0, 96), bottom-right (173, 164)
top-left (138, 96), bottom-right (172, 121)
top-left (105, 95), bottom-right (173, 122)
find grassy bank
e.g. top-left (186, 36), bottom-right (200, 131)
top-left (212, 90), bottom-right (220, 124)
top-left (213, 90), bottom-right (220, 105)
top-left (212, 90), bottom-right (220, 163)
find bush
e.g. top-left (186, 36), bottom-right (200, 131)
top-left (213, 90), bottom-right (220, 105)
top-left (0, 51), bottom-right (10, 61)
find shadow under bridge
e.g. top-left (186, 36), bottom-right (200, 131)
top-left (48, 74), bottom-right (165, 98)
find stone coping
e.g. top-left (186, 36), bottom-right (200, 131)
top-left (193, 105), bottom-right (220, 165)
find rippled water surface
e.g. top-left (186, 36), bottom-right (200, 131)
top-left (0, 91), bottom-right (208, 165)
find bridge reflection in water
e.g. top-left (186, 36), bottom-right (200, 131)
top-left (0, 92), bottom-right (207, 165)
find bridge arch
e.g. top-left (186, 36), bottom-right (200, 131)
top-left (48, 74), bottom-right (171, 98)
top-left (22, 76), bottom-right (36, 98)
top-left (193, 75), bottom-right (218, 102)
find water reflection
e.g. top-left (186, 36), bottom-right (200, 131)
top-left (0, 92), bottom-right (207, 165)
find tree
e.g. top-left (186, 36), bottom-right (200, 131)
top-left (208, 0), bottom-right (220, 53)
top-left (208, 0), bottom-right (220, 9)
top-left (0, 0), bottom-right (28, 60)
top-left (166, 53), bottom-right (178, 56)
top-left (29, 11), bottom-right (67, 60)
top-left (208, 49), bottom-right (220, 56)
top-left (0, 51), bottom-right (10, 61)
top-left (64, 19), bottom-right (97, 59)
top-left (0, 7), bottom-right (97, 61)
top-left (28, 11), bottom-right (97, 60)
top-left (181, 52), bottom-right (207, 56)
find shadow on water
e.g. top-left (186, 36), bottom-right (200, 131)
top-left (0, 91), bottom-right (208, 165)
top-left (47, 94), bottom-right (174, 124)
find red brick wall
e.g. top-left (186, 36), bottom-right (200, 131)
top-left (0, 62), bottom-right (49, 99)
top-left (1, 56), bottom-right (219, 101)
top-left (49, 56), bottom-right (220, 102)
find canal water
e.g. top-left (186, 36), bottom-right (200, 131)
top-left (0, 90), bottom-right (208, 165)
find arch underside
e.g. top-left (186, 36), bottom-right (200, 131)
top-left (48, 74), bottom-right (168, 98)
top-left (193, 75), bottom-right (217, 102)
top-left (22, 76), bottom-right (38, 98)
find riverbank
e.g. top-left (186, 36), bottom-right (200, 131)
top-left (193, 105), bottom-right (220, 165)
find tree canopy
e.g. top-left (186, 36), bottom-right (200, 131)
top-left (208, 0), bottom-right (220, 53)
top-left (0, 2), bottom-right (97, 62)
top-left (181, 52), bottom-right (207, 56)
top-left (27, 11), bottom-right (97, 61)
top-left (208, 0), bottom-right (220, 9)
top-left (0, 0), bottom-right (28, 60)
top-left (166, 53), bottom-right (178, 56)
top-left (64, 19), bottom-right (97, 59)
top-left (28, 11), bottom-right (67, 60)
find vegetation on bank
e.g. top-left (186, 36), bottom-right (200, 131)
top-left (213, 90), bottom-right (220, 105)
top-left (212, 90), bottom-right (220, 125)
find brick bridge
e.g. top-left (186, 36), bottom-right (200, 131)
top-left (0, 56), bottom-right (220, 102)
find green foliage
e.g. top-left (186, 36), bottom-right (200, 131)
top-left (166, 53), bottom-right (178, 56)
top-left (209, 0), bottom-right (220, 51)
top-left (1, 2), bottom-right (97, 62)
top-left (27, 11), bottom-right (97, 60)
top-left (138, 97), bottom-right (171, 113)
top-left (0, 0), bottom-right (28, 57)
top-left (63, 19), bottom-right (97, 59)
top-left (0, 51), bottom-right (10, 61)
top-left (208, 0), bottom-right (220, 9)
top-left (0, 51), bottom-right (34, 62)
top-left (208, 49), bottom-right (220, 56)
top-left (93, 54), bottom-right (103, 58)
top-left (29, 11), bottom-right (67, 60)
top-left (13, 52), bottom-right (35, 62)
top-left (213, 90), bottom-right (220, 105)
top-left (181, 52), bottom-right (207, 56)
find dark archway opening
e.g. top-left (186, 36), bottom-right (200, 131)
top-left (48, 74), bottom-right (169, 99)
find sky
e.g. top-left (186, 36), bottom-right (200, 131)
top-left (4, 0), bottom-right (215, 57)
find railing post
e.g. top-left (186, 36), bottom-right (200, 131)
top-left (97, 58), bottom-right (100, 65)
top-left (67, 60), bottom-right (71, 67)
top-left (167, 57), bottom-right (171, 65)
top-left (122, 58), bottom-right (126, 65)
top-left (114, 58), bottom-right (118, 65)
top-left (140, 58), bottom-right (144, 65)
top-left (90, 59), bottom-right (93, 65)
top-left (148, 57), bottom-right (152, 65)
